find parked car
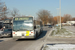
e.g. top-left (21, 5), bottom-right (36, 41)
top-left (0, 30), bottom-right (3, 37)
top-left (0, 29), bottom-right (12, 37)
top-left (48, 25), bottom-right (53, 28)
top-left (44, 24), bottom-right (53, 28)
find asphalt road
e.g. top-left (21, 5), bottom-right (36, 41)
top-left (0, 26), bottom-right (52, 50)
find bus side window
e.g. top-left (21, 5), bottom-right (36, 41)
top-left (36, 25), bottom-right (40, 28)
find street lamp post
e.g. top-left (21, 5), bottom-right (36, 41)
top-left (57, 8), bottom-right (59, 24)
top-left (59, 0), bottom-right (61, 29)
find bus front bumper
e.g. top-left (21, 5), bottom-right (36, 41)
top-left (13, 36), bottom-right (35, 39)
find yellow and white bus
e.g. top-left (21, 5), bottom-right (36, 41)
top-left (12, 16), bottom-right (43, 40)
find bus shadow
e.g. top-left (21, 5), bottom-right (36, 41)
top-left (17, 39), bottom-right (35, 41)
top-left (36, 30), bottom-right (47, 40)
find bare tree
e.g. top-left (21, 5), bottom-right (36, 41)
top-left (37, 10), bottom-right (52, 25)
top-left (72, 17), bottom-right (75, 21)
top-left (0, 1), bottom-right (7, 19)
top-left (0, 1), bottom-right (3, 18)
top-left (0, 1), bottom-right (9, 20)
top-left (53, 16), bottom-right (64, 24)
top-left (63, 14), bottom-right (72, 23)
top-left (49, 16), bottom-right (53, 24)
top-left (2, 4), bottom-right (9, 19)
top-left (11, 8), bottom-right (19, 17)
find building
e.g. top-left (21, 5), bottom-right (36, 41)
top-left (3, 19), bottom-right (12, 29)
top-left (0, 19), bottom-right (13, 29)
top-left (66, 21), bottom-right (75, 25)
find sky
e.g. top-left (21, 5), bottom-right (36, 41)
top-left (2, 0), bottom-right (75, 18)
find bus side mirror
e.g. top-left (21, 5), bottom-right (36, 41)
top-left (34, 26), bottom-right (36, 29)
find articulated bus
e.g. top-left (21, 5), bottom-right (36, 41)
top-left (12, 16), bottom-right (43, 40)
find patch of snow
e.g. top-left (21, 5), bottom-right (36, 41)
top-left (65, 36), bottom-right (71, 37)
top-left (64, 32), bottom-right (68, 34)
top-left (66, 30), bottom-right (69, 31)
top-left (51, 27), bottom-right (75, 37)
top-left (42, 44), bottom-right (75, 50)
top-left (70, 32), bottom-right (74, 34)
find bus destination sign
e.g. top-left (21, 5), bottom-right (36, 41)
top-left (15, 17), bottom-right (29, 21)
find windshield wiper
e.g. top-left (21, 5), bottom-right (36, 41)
top-left (13, 30), bottom-right (20, 32)
top-left (22, 29), bottom-right (29, 30)
top-left (20, 29), bottom-right (31, 31)
top-left (14, 29), bottom-right (32, 31)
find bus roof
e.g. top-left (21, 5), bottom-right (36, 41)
top-left (13, 16), bottom-right (34, 18)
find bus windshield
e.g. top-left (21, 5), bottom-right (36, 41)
top-left (13, 17), bottom-right (33, 31)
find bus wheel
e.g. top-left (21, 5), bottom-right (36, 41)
top-left (10, 34), bottom-right (12, 37)
top-left (40, 30), bottom-right (42, 33)
top-left (34, 32), bottom-right (38, 39)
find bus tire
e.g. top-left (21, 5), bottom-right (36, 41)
top-left (40, 30), bottom-right (42, 33)
top-left (10, 34), bottom-right (12, 37)
top-left (34, 32), bottom-right (38, 39)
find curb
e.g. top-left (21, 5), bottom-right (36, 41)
top-left (41, 27), bottom-right (54, 50)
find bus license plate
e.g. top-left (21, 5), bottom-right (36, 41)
top-left (21, 36), bottom-right (25, 38)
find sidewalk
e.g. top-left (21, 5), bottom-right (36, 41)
top-left (47, 26), bottom-right (75, 43)
top-left (42, 26), bottom-right (75, 50)
top-left (46, 26), bottom-right (75, 43)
